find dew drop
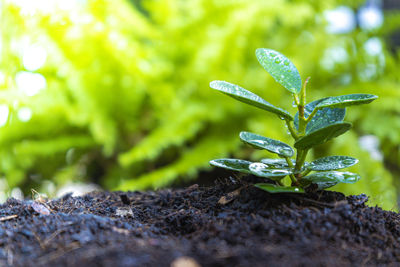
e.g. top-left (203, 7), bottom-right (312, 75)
top-left (252, 140), bottom-right (266, 146)
top-left (279, 116), bottom-right (285, 120)
top-left (342, 159), bottom-right (355, 165)
top-left (287, 69), bottom-right (292, 73)
top-left (275, 59), bottom-right (281, 64)
top-left (249, 162), bottom-right (268, 173)
top-left (284, 61), bottom-right (290, 66)
top-left (278, 147), bottom-right (293, 157)
top-left (271, 169), bottom-right (290, 175)
top-left (294, 188), bottom-right (299, 192)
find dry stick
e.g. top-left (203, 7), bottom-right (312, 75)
top-left (0, 215), bottom-right (18, 222)
top-left (42, 228), bottom-right (67, 248)
top-left (291, 194), bottom-right (348, 208)
top-left (37, 242), bottom-right (81, 265)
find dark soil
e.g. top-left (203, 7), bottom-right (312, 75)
top-left (1, 176), bottom-right (400, 267)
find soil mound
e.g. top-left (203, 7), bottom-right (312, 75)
top-left (0, 176), bottom-right (399, 266)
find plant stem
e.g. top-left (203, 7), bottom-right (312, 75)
top-left (284, 157), bottom-right (297, 185)
top-left (285, 119), bottom-right (299, 140)
top-left (301, 169), bottom-right (311, 177)
top-left (297, 77), bottom-right (310, 135)
top-left (294, 149), bottom-right (309, 177)
top-left (300, 77), bottom-right (310, 107)
top-left (305, 107), bottom-right (319, 123)
top-left (294, 149), bottom-right (303, 173)
top-left (293, 94), bottom-right (300, 106)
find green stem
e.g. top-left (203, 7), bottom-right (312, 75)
top-left (297, 77), bottom-right (311, 135)
top-left (284, 157), bottom-right (297, 185)
top-left (300, 77), bottom-right (310, 107)
top-left (294, 149), bottom-right (309, 175)
top-left (305, 107), bottom-right (320, 123)
top-left (293, 94), bottom-right (300, 106)
top-left (294, 149), bottom-right (303, 172)
top-left (285, 119), bottom-right (299, 140)
top-left (301, 169), bottom-right (311, 177)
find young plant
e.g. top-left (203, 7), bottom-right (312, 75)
top-left (209, 48), bottom-right (378, 193)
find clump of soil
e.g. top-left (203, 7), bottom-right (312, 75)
top-left (0, 176), bottom-right (399, 266)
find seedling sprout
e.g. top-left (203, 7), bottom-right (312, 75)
top-left (209, 48), bottom-right (377, 193)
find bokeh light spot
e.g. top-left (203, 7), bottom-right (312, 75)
top-left (22, 45), bottom-right (47, 71)
top-left (324, 6), bottom-right (356, 34)
top-left (15, 71), bottom-right (46, 96)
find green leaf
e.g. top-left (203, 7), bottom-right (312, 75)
top-left (316, 94), bottom-right (378, 109)
top-left (294, 122), bottom-right (352, 150)
top-left (309, 156), bottom-right (358, 171)
top-left (261, 158), bottom-right (295, 168)
top-left (255, 48), bottom-right (302, 94)
top-left (255, 183), bottom-right (305, 193)
top-left (209, 158), bottom-right (252, 174)
top-left (302, 171), bottom-right (361, 189)
top-left (240, 131), bottom-right (294, 157)
top-left (210, 81), bottom-right (293, 120)
top-left (294, 98), bottom-right (345, 133)
top-left (261, 158), bottom-right (310, 171)
top-left (249, 162), bottom-right (292, 180)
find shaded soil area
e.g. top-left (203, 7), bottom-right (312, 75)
top-left (0, 176), bottom-right (400, 266)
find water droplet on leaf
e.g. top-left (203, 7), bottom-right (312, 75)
top-left (271, 170), bottom-right (290, 175)
top-left (342, 159), bottom-right (354, 165)
top-left (278, 147), bottom-right (293, 157)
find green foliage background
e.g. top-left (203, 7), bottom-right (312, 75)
top-left (0, 0), bottom-right (399, 209)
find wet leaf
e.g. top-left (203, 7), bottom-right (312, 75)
top-left (240, 131), bottom-right (294, 157)
top-left (249, 162), bottom-right (292, 180)
top-left (317, 94), bottom-right (378, 109)
top-left (309, 156), bottom-right (358, 171)
top-left (261, 158), bottom-right (295, 168)
top-left (255, 183), bottom-right (305, 193)
top-left (302, 171), bottom-right (361, 189)
top-left (209, 158), bottom-right (252, 174)
top-left (255, 48), bottom-right (302, 94)
top-left (294, 98), bottom-right (345, 133)
top-left (210, 80), bottom-right (293, 120)
top-left (260, 158), bottom-right (309, 172)
top-left (294, 122), bottom-right (352, 150)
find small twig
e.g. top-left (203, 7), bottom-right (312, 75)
top-left (0, 215), bottom-right (18, 222)
top-left (37, 242), bottom-right (81, 265)
top-left (291, 194), bottom-right (347, 208)
top-left (42, 229), bottom-right (66, 247)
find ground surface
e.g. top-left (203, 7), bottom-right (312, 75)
top-left (0, 176), bottom-right (400, 267)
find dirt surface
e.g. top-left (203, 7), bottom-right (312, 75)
top-left (0, 176), bottom-right (400, 267)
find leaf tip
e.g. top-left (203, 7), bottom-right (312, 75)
top-left (209, 80), bottom-right (219, 89)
